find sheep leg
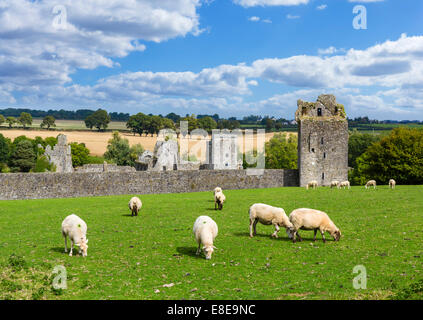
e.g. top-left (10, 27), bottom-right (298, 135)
top-left (271, 224), bottom-right (280, 238)
top-left (313, 229), bottom-right (318, 242)
top-left (196, 243), bottom-right (201, 255)
top-left (64, 235), bottom-right (68, 253)
top-left (215, 201), bottom-right (217, 210)
top-left (253, 219), bottom-right (258, 236)
top-left (69, 240), bottom-right (73, 256)
top-left (296, 231), bottom-right (303, 242)
top-left (320, 230), bottom-right (326, 243)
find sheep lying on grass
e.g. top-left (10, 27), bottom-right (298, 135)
top-left (339, 181), bottom-right (350, 189)
top-left (249, 203), bottom-right (293, 239)
top-left (365, 180), bottom-right (377, 189)
top-left (214, 190), bottom-right (226, 210)
top-left (61, 214), bottom-right (89, 257)
top-left (306, 181), bottom-right (318, 190)
top-left (287, 208), bottom-right (341, 243)
top-left (193, 216), bottom-right (218, 260)
top-left (389, 179), bottom-right (396, 189)
top-left (128, 197), bottom-right (142, 216)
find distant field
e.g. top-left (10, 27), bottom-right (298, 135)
top-left (1, 186), bottom-right (422, 300)
top-left (0, 129), bottom-right (284, 157)
top-left (27, 119), bottom-right (128, 131)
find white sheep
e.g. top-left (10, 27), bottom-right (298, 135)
top-left (193, 216), bottom-right (218, 260)
top-left (214, 191), bottom-right (226, 210)
top-left (330, 181), bottom-right (339, 189)
top-left (365, 180), bottom-right (377, 189)
top-left (249, 203), bottom-right (293, 239)
top-left (287, 208), bottom-right (341, 243)
top-left (128, 196), bottom-right (142, 216)
top-left (339, 181), bottom-right (350, 189)
top-left (214, 187), bottom-right (222, 195)
top-left (389, 179), bottom-right (396, 189)
top-left (306, 180), bottom-right (318, 190)
top-left (61, 214), bottom-right (89, 257)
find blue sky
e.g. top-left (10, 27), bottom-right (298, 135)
top-left (0, 0), bottom-right (423, 120)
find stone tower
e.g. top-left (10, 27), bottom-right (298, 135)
top-left (295, 94), bottom-right (348, 187)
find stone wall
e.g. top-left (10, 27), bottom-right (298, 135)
top-left (75, 163), bottom-right (136, 173)
top-left (0, 169), bottom-right (299, 200)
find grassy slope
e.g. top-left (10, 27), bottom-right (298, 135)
top-left (0, 186), bottom-right (422, 300)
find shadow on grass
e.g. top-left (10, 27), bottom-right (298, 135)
top-left (176, 246), bottom-right (199, 258)
top-left (121, 214), bottom-right (137, 217)
top-left (50, 247), bottom-right (67, 254)
top-left (232, 231), bottom-right (293, 242)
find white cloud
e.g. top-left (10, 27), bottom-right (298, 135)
top-left (0, 0), bottom-right (202, 87)
top-left (248, 16), bottom-right (260, 22)
top-left (286, 14), bottom-right (301, 19)
top-left (316, 4), bottom-right (327, 10)
top-left (234, 0), bottom-right (309, 8)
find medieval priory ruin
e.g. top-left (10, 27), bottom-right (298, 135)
top-left (41, 94), bottom-right (349, 188)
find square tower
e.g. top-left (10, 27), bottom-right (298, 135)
top-left (296, 94), bottom-right (348, 187)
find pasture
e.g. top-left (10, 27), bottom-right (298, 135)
top-left (1, 186), bottom-right (422, 300)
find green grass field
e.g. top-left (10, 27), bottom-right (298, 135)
top-left (1, 186), bottom-right (423, 300)
top-left (27, 119), bottom-right (128, 131)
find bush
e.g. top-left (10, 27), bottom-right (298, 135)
top-left (9, 140), bottom-right (36, 172)
top-left (33, 155), bottom-right (55, 172)
top-left (265, 133), bottom-right (298, 169)
top-left (70, 142), bottom-right (90, 168)
top-left (350, 128), bottom-right (423, 185)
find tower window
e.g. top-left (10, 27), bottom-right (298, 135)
top-left (323, 152), bottom-right (326, 159)
top-left (322, 172), bottom-right (325, 180)
top-left (317, 108), bottom-right (322, 116)
top-left (321, 137), bottom-right (324, 144)
top-left (311, 148), bottom-right (315, 153)
top-left (302, 107), bottom-right (307, 115)
top-left (335, 106), bottom-right (339, 114)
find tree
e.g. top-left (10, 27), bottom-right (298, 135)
top-left (9, 140), bottom-right (36, 172)
top-left (85, 109), bottom-right (111, 131)
top-left (348, 130), bottom-right (382, 168)
top-left (147, 115), bottom-right (164, 136)
top-left (162, 118), bottom-right (176, 131)
top-left (40, 116), bottom-right (56, 130)
top-left (70, 142), bottom-right (90, 168)
top-left (126, 113), bottom-right (150, 136)
top-left (0, 114), bottom-right (5, 126)
top-left (104, 132), bottom-right (132, 166)
top-left (180, 114), bottom-right (198, 132)
top-left (6, 116), bottom-right (16, 128)
top-left (198, 116), bottom-right (217, 133)
top-left (129, 143), bottom-right (145, 165)
top-left (350, 128), bottom-right (423, 185)
top-left (18, 112), bottom-right (32, 129)
top-left (265, 133), bottom-right (298, 169)
top-left (165, 113), bottom-right (181, 123)
top-left (0, 133), bottom-right (11, 165)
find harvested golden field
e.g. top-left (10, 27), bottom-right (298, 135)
top-left (0, 129), bottom-right (296, 157)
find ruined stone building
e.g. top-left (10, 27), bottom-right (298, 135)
top-left (44, 134), bottom-right (74, 173)
top-left (296, 94), bottom-right (348, 187)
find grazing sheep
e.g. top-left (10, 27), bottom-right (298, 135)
top-left (193, 216), bottom-right (218, 260)
top-left (287, 208), bottom-right (341, 243)
top-left (249, 203), bottom-right (293, 239)
top-left (389, 179), bottom-right (396, 189)
top-left (365, 180), bottom-right (377, 189)
top-left (339, 181), bottom-right (350, 189)
top-left (214, 190), bottom-right (226, 210)
top-left (128, 197), bottom-right (142, 216)
top-left (61, 214), bottom-right (89, 257)
top-left (306, 180), bottom-right (318, 190)
top-left (330, 181), bottom-right (339, 189)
